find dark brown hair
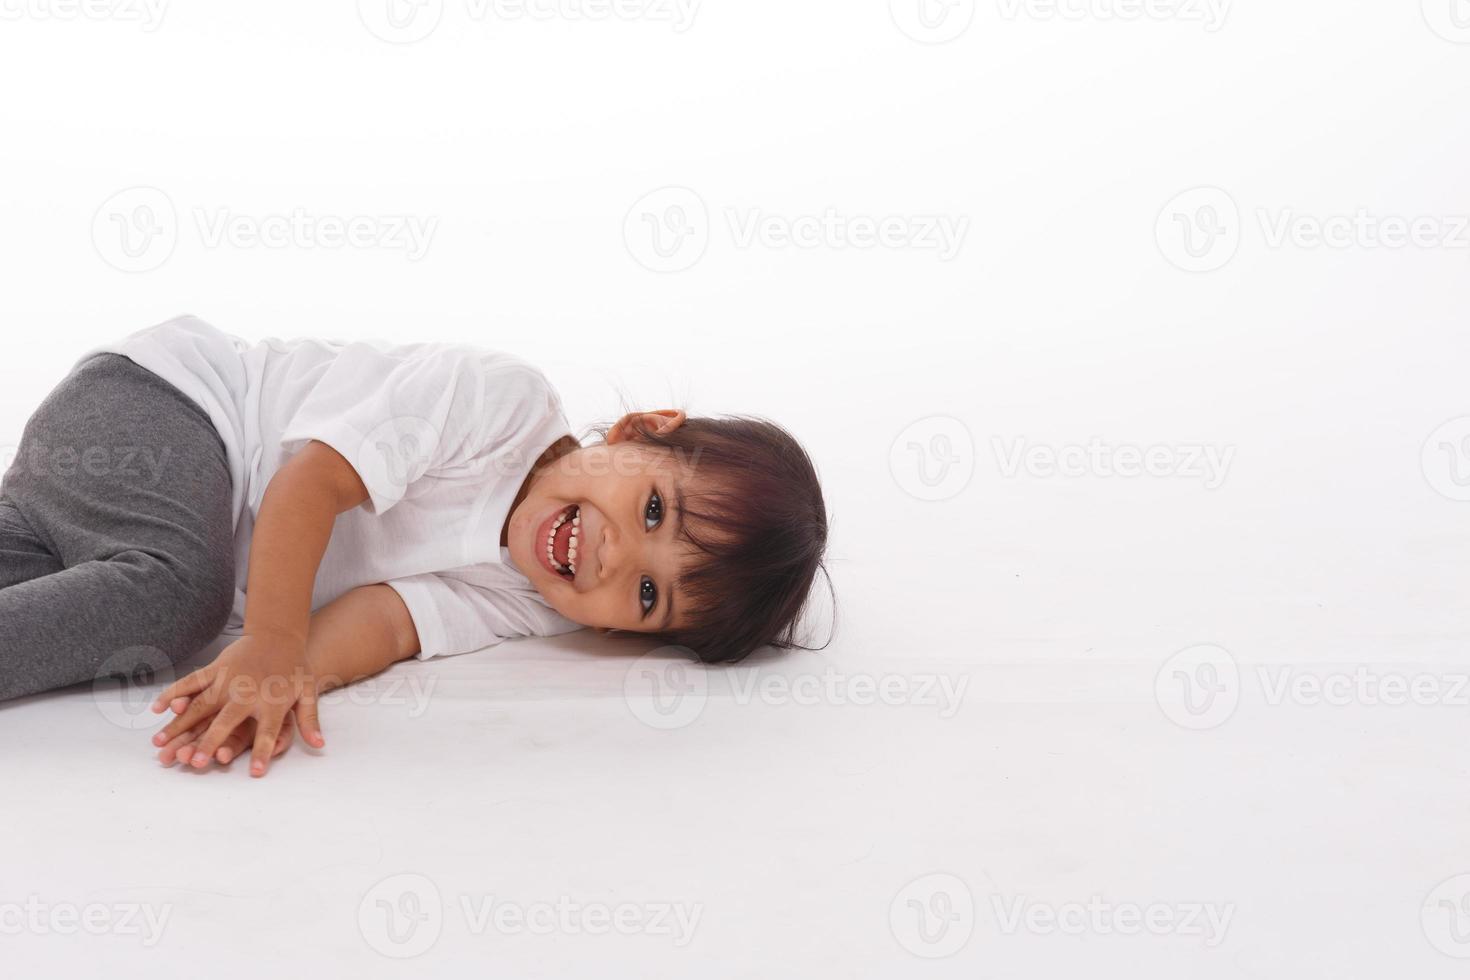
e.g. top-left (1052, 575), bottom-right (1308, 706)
top-left (596, 414), bottom-right (833, 663)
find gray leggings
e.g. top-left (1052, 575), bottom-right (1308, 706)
top-left (0, 353), bottom-right (236, 703)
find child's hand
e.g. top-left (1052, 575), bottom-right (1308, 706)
top-left (156, 710), bottom-right (297, 769)
top-left (149, 633), bottom-right (324, 777)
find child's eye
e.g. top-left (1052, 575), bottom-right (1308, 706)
top-left (640, 575), bottom-right (658, 615)
top-left (644, 490), bottom-right (663, 530)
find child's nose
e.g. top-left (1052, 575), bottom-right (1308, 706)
top-left (597, 520), bottom-right (644, 583)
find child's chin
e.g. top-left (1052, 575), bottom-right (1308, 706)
top-left (534, 588), bottom-right (584, 625)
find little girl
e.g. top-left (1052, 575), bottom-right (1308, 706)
top-left (0, 315), bottom-right (830, 776)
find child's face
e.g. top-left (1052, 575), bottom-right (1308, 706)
top-left (505, 412), bottom-right (697, 633)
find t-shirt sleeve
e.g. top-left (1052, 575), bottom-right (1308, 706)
top-left (276, 344), bottom-right (537, 516)
top-left (384, 569), bottom-right (581, 660)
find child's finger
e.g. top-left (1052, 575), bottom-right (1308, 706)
top-left (248, 710), bottom-right (288, 777)
top-left (156, 711), bottom-right (208, 756)
top-left (151, 692), bottom-right (223, 746)
top-left (294, 688), bottom-right (325, 748)
top-left (214, 723), bottom-right (256, 765)
top-left (157, 721), bottom-right (210, 766)
top-left (173, 723), bottom-right (215, 766)
top-left (188, 705), bottom-right (250, 768)
top-left (150, 666), bottom-right (215, 714)
top-left (218, 714), bottom-right (293, 765)
top-left (272, 711), bottom-right (296, 757)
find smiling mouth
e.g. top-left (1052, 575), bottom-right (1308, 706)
top-left (545, 503), bottom-right (580, 580)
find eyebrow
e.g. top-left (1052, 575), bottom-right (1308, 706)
top-left (659, 482), bottom-right (685, 631)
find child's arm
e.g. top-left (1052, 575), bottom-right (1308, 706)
top-left (243, 438), bottom-right (372, 645)
top-left (150, 439), bottom-right (370, 774)
top-left (304, 583), bottom-right (422, 692)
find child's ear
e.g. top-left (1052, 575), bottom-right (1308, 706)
top-left (606, 409), bottom-right (686, 444)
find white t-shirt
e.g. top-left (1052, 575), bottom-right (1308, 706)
top-left (70, 314), bottom-right (582, 660)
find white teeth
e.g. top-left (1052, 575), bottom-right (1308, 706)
top-left (546, 504), bottom-right (581, 576)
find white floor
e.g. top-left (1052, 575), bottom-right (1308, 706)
top-left (2, 611), bottom-right (1468, 977)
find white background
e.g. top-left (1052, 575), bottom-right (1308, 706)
top-left (2, 1), bottom-right (1469, 977)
